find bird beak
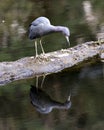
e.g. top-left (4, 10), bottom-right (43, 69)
top-left (65, 36), bottom-right (70, 46)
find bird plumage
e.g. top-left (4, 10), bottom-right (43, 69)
top-left (29, 16), bottom-right (70, 39)
top-left (28, 16), bottom-right (70, 57)
top-left (31, 17), bottom-right (51, 26)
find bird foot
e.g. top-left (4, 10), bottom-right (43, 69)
top-left (34, 55), bottom-right (44, 62)
top-left (41, 53), bottom-right (46, 57)
top-left (34, 55), bottom-right (40, 60)
top-left (33, 52), bottom-right (51, 63)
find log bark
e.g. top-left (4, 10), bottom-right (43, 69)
top-left (0, 40), bottom-right (104, 86)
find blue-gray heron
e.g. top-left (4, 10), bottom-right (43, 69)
top-left (29, 16), bottom-right (70, 57)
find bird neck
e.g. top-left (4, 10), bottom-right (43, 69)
top-left (54, 26), bottom-right (65, 33)
top-left (49, 25), bottom-right (64, 32)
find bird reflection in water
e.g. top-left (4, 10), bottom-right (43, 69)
top-left (30, 85), bottom-right (71, 114)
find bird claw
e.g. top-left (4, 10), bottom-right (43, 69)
top-left (34, 55), bottom-right (40, 60)
top-left (34, 55), bottom-right (44, 62)
top-left (41, 53), bottom-right (45, 57)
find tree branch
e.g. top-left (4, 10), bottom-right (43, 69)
top-left (0, 40), bottom-right (104, 86)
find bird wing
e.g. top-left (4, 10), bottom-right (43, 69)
top-left (31, 17), bottom-right (51, 26)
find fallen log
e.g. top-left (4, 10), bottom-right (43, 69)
top-left (0, 40), bottom-right (104, 86)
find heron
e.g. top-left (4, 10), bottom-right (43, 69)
top-left (30, 85), bottom-right (71, 114)
top-left (29, 16), bottom-right (70, 57)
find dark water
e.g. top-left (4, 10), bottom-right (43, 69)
top-left (0, 0), bottom-right (104, 130)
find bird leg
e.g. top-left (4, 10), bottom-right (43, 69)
top-left (40, 74), bottom-right (46, 88)
top-left (39, 39), bottom-right (45, 55)
top-left (36, 76), bottom-right (39, 88)
top-left (35, 74), bottom-right (46, 88)
top-left (34, 40), bottom-right (38, 57)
